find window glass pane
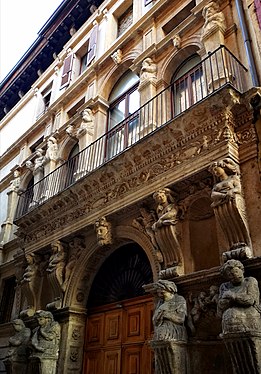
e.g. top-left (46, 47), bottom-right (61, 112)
top-left (109, 71), bottom-right (139, 102)
top-left (109, 99), bottom-right (126, 129)
top-left (129, 90), bottom-right (140, 114)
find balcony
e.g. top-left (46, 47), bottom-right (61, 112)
top-left (15, 46), bottom-right (247, 220)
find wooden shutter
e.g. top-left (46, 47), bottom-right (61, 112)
top-left (145, 0), bottom-right (153, 5)
top-left (61, 54), bottom-right (73, 88)
top-left (87, 25), bottom-right (98, 66)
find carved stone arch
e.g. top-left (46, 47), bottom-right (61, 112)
top-left (161, 42), bottom-right (203, 84)
top-left (63, 225), bottom-right (160, 309)
top-left (100, 49), bottom-right (141, 100)
top-left (58, 136), bottom-right (78, 163)
top-left (19, 170), bottom-right (34, 191)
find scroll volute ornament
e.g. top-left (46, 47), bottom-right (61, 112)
top-left (209, 158), bottom-right (252, 260)
top-left (152, 188), bottom-right (183, 274)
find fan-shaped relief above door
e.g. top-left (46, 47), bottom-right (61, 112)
top-left (88, 243), bottom-right (153, 308)
top-left (188, 196), bottom-right (220, 271)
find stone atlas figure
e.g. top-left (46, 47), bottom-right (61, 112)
top-left (218, 259), bottom-right (261, 374)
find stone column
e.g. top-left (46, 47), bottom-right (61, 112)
top-left (57, 308), bottom-right (87, 374)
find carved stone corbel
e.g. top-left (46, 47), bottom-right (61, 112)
top-left (94, 217), bottom-right (112, 246)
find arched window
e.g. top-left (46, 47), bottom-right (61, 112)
top-left (107, 71), bottom-right (140, 158)
top-left (172, 54), bottom-right (206, 115)
top-left (64, 143), bottom-right (79, 188)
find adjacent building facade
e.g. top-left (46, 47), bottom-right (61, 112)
top-left (0, 0), bottom-right (261, 372)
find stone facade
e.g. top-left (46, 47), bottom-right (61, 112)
top-left (0, 0), bottom-right (261, 373)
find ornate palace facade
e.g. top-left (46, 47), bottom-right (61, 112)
top-left (0, 0), bottom-right (261, 373)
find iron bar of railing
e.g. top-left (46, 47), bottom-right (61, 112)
top-left (15, 46), bottom-right (248, 220)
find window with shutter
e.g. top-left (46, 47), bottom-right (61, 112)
top-left (86, 25), bottom-right (98, 66)
top-left (61, 54), bottom-right (73, 88)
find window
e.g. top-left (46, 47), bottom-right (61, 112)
top-left (172, 55), bottom-right (206, 115)
top-left (78, 25), bottom-right (99, 75)
top-left (117, 5), bottom-right (133, 37)
top-left (0, 277), bottom-right (16, 323)
top-left (61, 54), bottom-right (74, 88)
top-left (107, 71), bottom-right (140, 158)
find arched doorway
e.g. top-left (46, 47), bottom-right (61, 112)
top-left (83, 243), bottom-right (154, 374)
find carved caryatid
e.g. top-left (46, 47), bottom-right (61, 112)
top-left (20, 253), bottom-right (42, 317)
top-left (62, 236), bottom-right (85, 292)
top-left (140, 57), bottom-right (157, 83)
top-left (46, 240), bottom-right (67, 309)
top-left (151, 188), bottom-right (183, 274)
top-left (26, 148), bottom-right (47, 204)
top-left (30, 310), bottom-right (61, 374)
top-left (4, 319), bottom-right (31, 374)
top-left (209, 158), bottom-right (252, 259)
top-left (94, 217), bottom-right (112, 246)
top-left (132, 206), bottom-right (163, 263)
top-left (151, 280), bottom-right (188, 374)
top-left (201, 2), bottom-right (226, 37)
top-left (218, 260), bottom-right (261, 373)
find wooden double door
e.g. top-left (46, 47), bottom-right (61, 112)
top-left (83, 295), bottom-right (154, 374)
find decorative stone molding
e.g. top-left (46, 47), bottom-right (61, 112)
top-left (172, 34), bottom-right (181, 49)
top-left (94, 216), bottom-right (112, 246)
top-left (111, 49), bottom-right (123, 65)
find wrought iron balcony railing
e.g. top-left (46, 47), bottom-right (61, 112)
top-left (15, 46), bottom-right (247, 220)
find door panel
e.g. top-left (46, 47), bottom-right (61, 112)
top-left (86, 314), bottom-right (104, 346)
top-left (124, 306), bottom-right (145, 343)
top-left (83, 350), bottom-right (102, 374)
top-left (104, 349), bottom-right (121, 374)
top-left (105, 310), bottom-right (123, 345)
top-left (84, 295), bottom-right (153, 374)
top-left (122, 346), bottom-right (143, 374)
